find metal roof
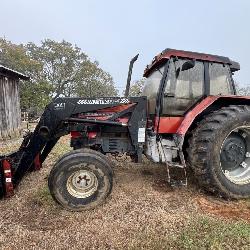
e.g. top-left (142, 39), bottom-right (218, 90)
top-left (0, 64), bottom-right (29, 80)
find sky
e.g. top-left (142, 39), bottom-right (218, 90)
top-left (0, 0), bottom-right (250, 93)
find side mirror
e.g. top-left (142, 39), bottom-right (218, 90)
top-left (181, 60), bottom-right (195, 71)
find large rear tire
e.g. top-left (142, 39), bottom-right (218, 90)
top-left (188, 105), bottom-right (250, 199)
top-left (48, 148), bottom-right (113, 211)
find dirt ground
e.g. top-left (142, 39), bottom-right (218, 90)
top-left (0, 136), bottom-right (250, 249)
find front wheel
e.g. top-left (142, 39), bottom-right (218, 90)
top-left (48, 149), bottom-right (113, 211)
top-left (188, 105), bottom-right (250, 199)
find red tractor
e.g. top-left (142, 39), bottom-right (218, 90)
top-left (1, 48), bottom-right (250, 211)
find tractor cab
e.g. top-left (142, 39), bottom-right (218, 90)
top-left (142, 49), bottom-right (240, 118)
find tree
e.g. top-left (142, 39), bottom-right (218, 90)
top-left (26, 39), bottom-right (118, 99)
top-left (127, 79), bottom-right (145, 97)
top-left (0, 38), bottom-right (42, 76)
top-left (20, 81), bottom-right (53, 112)
top-left (235, 82), bottom-right (250, 96)
top-left (74, 60), bottom-right (118, 97)
top-left (0, 38), bottom-right (118, 112)
top-left (0, 38), bottom-right (47, 110)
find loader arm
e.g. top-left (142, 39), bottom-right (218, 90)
top-left (0, 96), bottom-right (147, 198)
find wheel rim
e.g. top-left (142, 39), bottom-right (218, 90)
top-left (66, 167), bottom-right (98, 198)
top-left (220, 126), bottom-right (250, 185)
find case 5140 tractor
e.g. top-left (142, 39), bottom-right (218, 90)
top-left (1, 48), bottom-right (250, 211)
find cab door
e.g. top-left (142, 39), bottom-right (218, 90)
top-left (156, 58), bottom-right (205, 133)
top-left (162, 58), bottom-right (205, 116)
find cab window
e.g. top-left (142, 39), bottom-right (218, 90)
top-left (209, 63), bottom-right (233, 95)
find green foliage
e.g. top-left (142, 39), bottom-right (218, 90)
top-left (26, 39), bottom-right (118, 99)
top-left (235, 82), bottom-right (250, 96)
top-left (0, 38), bottom-right (42, 75)
top-left (20, 81), bottom-right (53, 112)
top-left (127, 78), bottom-right (145, 97)
top-left (0, 38), bottom-right (118, 112)
top-left (74, 60), bottom-right (118, 97)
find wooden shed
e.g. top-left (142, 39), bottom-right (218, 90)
top-left (0, 65), bottom-right (29, 140)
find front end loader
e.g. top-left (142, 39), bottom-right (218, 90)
top-left (0, 96), bottom-right (147, 210)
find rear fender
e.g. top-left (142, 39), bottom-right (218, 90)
top-left (177, 95), bottom-right (250, 136)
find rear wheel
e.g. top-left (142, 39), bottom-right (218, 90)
top-left (48, 149), bottom-right (113, 211)
top-left (188, 105), bottom-right (250, 199)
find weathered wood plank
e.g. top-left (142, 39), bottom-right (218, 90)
top-left (0, 75), bottom-right (21, 140)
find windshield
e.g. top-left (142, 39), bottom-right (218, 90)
top-left (142, 66), bottom-right (164, 97)
top-left (142, 65), bottom-right (165, 114)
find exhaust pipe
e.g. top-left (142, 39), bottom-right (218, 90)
top-left (124, 54), bottom-right (139, 97)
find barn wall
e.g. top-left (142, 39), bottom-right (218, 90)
top-left (0, 75), bottom-right (21, 140)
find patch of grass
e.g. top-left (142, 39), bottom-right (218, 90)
top-left (35, 185), bottom-right (54, 206)
top-left (48, 137), bottom-right (71, 160)
top-left (128, 216), bottom-right (250, 250)
top-left (178, 217), bottom-right (250, 249)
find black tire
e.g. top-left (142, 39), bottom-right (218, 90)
top-left (187, 105), bottom-right (250, 199)
top-left (53, 148), bottom-right (114, 172)
top-left (48, 148), bottom-right (113, 211)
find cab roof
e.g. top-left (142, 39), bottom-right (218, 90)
top-left (143, 48), bottom-right (240, 77)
